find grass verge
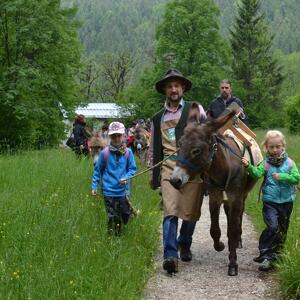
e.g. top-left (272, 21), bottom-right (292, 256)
top-left (0, 149), bottom-right (161, 299)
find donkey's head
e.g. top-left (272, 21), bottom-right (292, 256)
top-left (170, 111), bottom-right (235, 189)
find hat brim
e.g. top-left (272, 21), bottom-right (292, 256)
top-left (155, 76), bottom-right (192, 94)
top-left (108, 130), bottom-right (125, 136)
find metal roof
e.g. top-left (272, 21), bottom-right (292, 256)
top-left (75, 103), bottom-right (123, 118)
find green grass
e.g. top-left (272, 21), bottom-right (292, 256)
top-left (0, 149), bottom-right (161, 299)
top-left (245, 129), bottom-right (300, 299)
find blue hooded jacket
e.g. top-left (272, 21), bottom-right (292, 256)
top-left (92, 148), bottom-right (137, 197)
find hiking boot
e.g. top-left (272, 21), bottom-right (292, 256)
top-left (179, 246), bottom-right (192, 262)
top-left (253, 254), bottom-right (266, 263)
top-left (258, 259), bottom-right (274, 272)
top-left (163, 257), bottom-right (178, 274)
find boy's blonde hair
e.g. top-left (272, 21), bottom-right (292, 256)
top-left (261, 130), bottom-right (286, 152)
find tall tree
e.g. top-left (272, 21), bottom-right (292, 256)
top-left (0, 0), bottom-right (82, 149)
top-left (100, 51), bottom-right (136, 100)
top-left (155, 0), bottom-right (230, 107)
top-left (78, 56), bottom-right (101, 103)
top-left (215, 0), bottom-right (300, 55)
top-left (78, 51), bottom-right (136, 103)
top-left (230, 0), bottom-right (283, 127)
top-left (119, 0), bottom-right (231, 120)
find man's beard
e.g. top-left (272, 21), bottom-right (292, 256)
top-left (222, 92), bottom-right (229, 99)
top-left (168, 93), bottom-right (182, 102)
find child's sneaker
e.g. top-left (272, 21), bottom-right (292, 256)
top-left (258, 259), bottom-right (274, 272)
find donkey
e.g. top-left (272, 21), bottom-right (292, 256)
top-left (170, 107), bottom-right (256, 276)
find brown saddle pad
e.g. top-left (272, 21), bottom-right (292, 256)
top-left (224, 128), bottom-right (263, 166)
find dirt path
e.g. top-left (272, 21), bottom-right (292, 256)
top-left (143, 197), bottom-right (279, 300)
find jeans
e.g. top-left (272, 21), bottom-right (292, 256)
top-left (259, 201), bottom-right (293, 260)
top-left (163, 215), bottom-right (196, 259)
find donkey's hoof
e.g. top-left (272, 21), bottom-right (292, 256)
top-left (228, 265), bottom-right (238, 276)
top-left (214, 241), bottom-right (225, 252)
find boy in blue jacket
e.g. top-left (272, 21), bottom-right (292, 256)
top-left (242, 130), bottom-right (300, 271)
top-left (92, 122), bottom-right (137, 235)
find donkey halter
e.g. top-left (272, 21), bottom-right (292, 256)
top-left (176, 134), bottom-right (245, 192)
top-left (177, 134), bottom-right (218, 173)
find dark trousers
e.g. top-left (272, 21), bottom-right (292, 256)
top-left (259, 201), bottom-right (293, 260)
top-left (103, 196), bottom-right (132, 234)
top-left (163, 215), bottom-right (196, 259)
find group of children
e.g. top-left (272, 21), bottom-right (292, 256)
top-left (91, 121), bottom-right (300, 272)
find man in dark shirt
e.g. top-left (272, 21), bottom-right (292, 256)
top-left (207, 80), bottom-right (249, 125)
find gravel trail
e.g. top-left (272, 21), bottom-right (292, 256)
top-left (143, 197), bottom-right (279, 300)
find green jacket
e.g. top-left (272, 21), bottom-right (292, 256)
top-left (247, 158), bottom-right (300, 203)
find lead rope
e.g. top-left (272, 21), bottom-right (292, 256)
top-left (123, 148), bottom-right (203, 184)
top-left (122, 149), bottom-right (180, 182)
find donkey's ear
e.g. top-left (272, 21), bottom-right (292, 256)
top-left (206, 111), bottom-right (236, 133)
top-left (187, 102), bottom-right (201, 124)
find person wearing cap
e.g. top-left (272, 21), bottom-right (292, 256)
top-left (91, 122), bottom-right (137, 235)
top-left (148, 68), bottom-right (206, 274)
top-left (207, 79), bottom-right (249, 125)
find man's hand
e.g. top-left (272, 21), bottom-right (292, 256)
top-left (272, 173), bottom-right (280, 181)
top-left (91, 190), bottom-right (97, 196)
top-left (241, 157), bottom-right (249, 167)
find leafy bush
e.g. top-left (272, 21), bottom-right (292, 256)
top-left (286, 93), bottom-right (300, 133)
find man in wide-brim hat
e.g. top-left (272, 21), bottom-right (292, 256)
top-left (155, 68), bottom-right (192, 95)
top-left (148, 68), bottom-right (206, 274)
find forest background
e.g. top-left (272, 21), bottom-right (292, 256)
top-left (1, 0), bottom-right (300, 148)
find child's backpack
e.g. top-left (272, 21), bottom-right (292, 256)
top-left (258, 158), bottom-right (298, 201)
top-left (101, 147), bottom-right (129, 174)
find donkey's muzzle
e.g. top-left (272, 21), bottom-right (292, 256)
top-left (170, 177), bottom-right (182, 190)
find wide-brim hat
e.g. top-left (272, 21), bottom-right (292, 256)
top-left (155, 68), bottom-right (192, 94)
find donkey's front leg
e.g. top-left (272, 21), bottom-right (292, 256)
top-left (224, 199), bottom-right (243, 276)
top-left (209, 191), bottom-right (225, 252)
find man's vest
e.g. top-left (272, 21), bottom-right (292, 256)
top-left (151, 101), bottom-right (191, 188)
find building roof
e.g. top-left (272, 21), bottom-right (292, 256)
top-left (75, 103), bottom-right (123, 119)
